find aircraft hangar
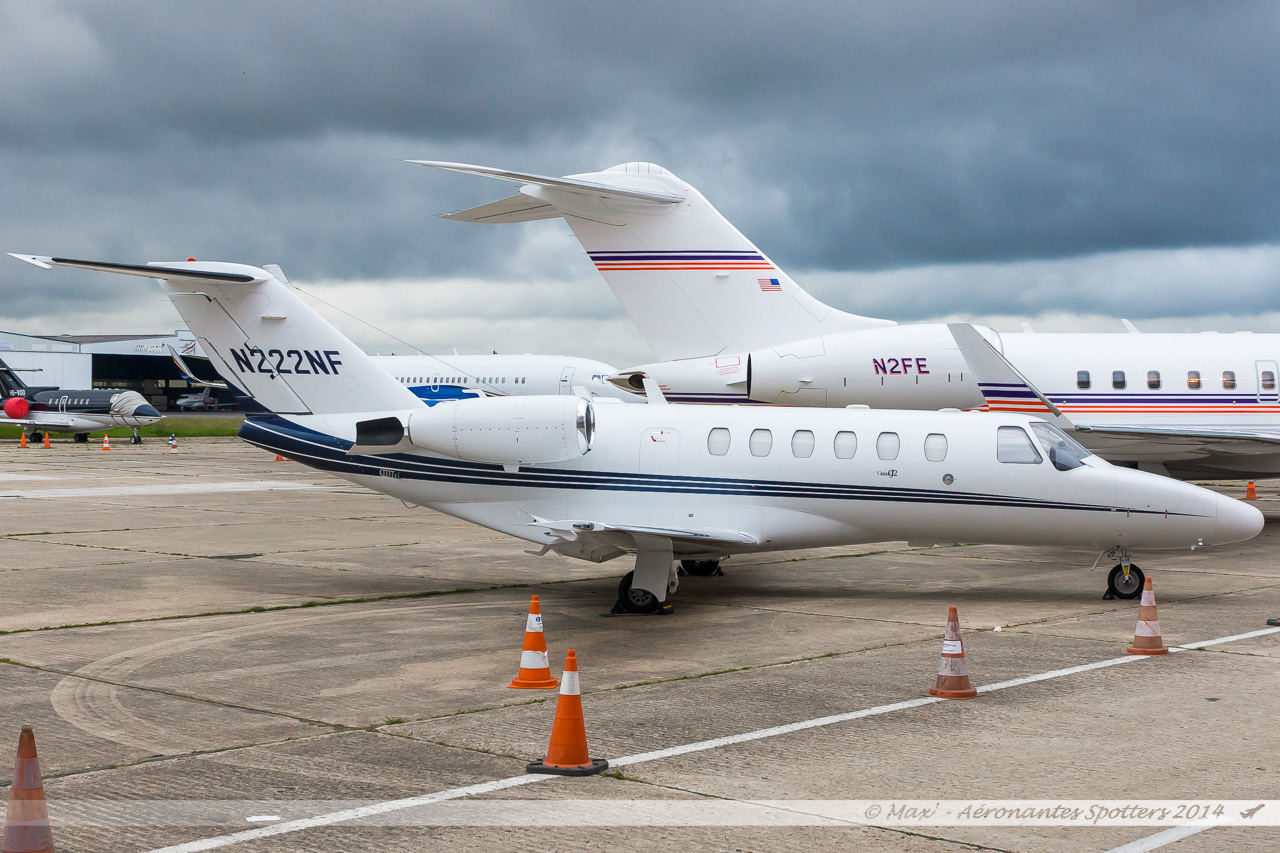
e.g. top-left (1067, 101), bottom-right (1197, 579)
top-left (0, 328), bottom-right (233, 411)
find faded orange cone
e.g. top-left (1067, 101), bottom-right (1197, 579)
top-left (3, 726), bottom-right (55, 853)
top-left (1127, 578), bottom-right (1168, 655)
top-left (509, 595), bottom-right (558, 689)
top-left (526, 650), bottom-right (608, 776)
top-left (1246, 481), bottom-right (1257, 500)
top-left (929, 606), bottom-right (978, 699)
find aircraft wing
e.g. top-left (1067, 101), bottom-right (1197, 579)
top-left (524, 516), bottom-right (757, 559)
top-left (1071, 424), bottom-right (1280, 457)
top-left (406, 160), bottom-right (685, 224)
top-left (3, 413), bottom-right (84, 430)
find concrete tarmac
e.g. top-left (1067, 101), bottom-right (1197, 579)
top-left (1, 437), bottom-right (1278, 852)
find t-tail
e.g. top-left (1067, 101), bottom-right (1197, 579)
top-left (8, 254), bottom-right (422, 422)
top-left (410, 160), bottom-right (895, 361)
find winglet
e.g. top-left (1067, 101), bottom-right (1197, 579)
top-left (641, 377), bottom-right (668, 405)
top-left (947, 323), bottom-right (1074, 428)
top-left (167, 345), bottom-right (228, 390)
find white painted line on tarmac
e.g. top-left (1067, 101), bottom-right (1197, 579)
top-left (144, 624), bottom-right (1279, 852)
top-left (0, 481), bottom-right (323, 500)
top-left (1102, 824), bottom-right (1212, 852)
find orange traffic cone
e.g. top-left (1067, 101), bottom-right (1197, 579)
top-left (41, 433), bottom-right (49, 450)
top-left (1246, 481), bottom-right (1257, 500)
top-left (19, 432), bottom-right (26, 449)
top-left (509, 595), bottom-right (558, 689)
top-left (274, 454), bottom-right (285, 462)
top-left (526, 650), bottom-right (608, 776)
top-left (3, 726), bottom-right (55, 853)
top-left (101, 435), bottom-right (110, 451)
top-left (1127, 578), bottom-right (1168, 655)
top-left (929, 606), bottom-right (978, 699)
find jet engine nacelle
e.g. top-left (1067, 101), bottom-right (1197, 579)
top-left (407, 395), bottom-right (594, 465)
top-left (746, 324), bottom-right (997, 409)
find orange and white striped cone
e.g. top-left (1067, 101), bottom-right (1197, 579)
top-left (3, 726), bottom-right (55, 853)
top-left (929, 606), bottom-right (978, 699)
top-left (509, 595), bottom-right (558, 689)
top-left (168, 437), bottom-right (178, 455)
top-left (101, 435), bottom-right (110, 451)
top-left (526, 650), bottom-right (608, 776)
top-left (1127, 578), bottom-right (1168, 655)
top-left (1246, 481), bottom-right (1257, 500)
top-left (274, 454), bottom-right (285, 462)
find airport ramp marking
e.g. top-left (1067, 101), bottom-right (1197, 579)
top-left (0, 481), bottom-right (325, 500)
top-left (144, 625), bottom-right (1280, 852)
top-left (1102, 824), bottom-right (1212, 852)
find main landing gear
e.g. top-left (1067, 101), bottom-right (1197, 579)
top-left (73, 432), bottom-right (88, 443)
top-left (611, 557), bottom-right (726, 615)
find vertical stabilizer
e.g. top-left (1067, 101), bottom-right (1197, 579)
top-left (413, 161), bottom-right (895, 360)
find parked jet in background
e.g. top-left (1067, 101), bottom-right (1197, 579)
top-left (0, 355), bottom-right (162, 442)
top-left (417, 160), bottom-right (1280, 480)
top-left (11, 254), bottom-right (1263, 606)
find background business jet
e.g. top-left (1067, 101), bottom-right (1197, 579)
top-left (1, 355), bottom-right (162, 443)
top-left (415, 160), bottom-right (1280, 480)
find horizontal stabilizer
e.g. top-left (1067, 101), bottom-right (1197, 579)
top-left (948, 323), bottom-right (1073, 427)
top-left (9, 255), bottom-right (263, 284)
top-left (442, 193), bottom-right (560, 224)
top-left (407, 160), bottom-right (685, 204)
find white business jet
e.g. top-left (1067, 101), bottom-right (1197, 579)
top-left (415, 160), bottom-right (1280, 480)
top-left (10, 253), bottom-right (1261, 608)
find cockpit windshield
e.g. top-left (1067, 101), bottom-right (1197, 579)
top-left (1029, 422), bottom-right (1092, 471)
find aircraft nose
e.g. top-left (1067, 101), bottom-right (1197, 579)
top-left (135, 404), bottom-right (162, 420)
top-left (1212, 490), bottom-right (1264, 545)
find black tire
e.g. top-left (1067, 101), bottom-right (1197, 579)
top-left (26, 432), bottom-right (42, 444)
top-left (616, 570), bottom-right (661, 614)
top-left (74, 432), bottom-right (88, 443)
top-left (1107, 564), bottom-right (1145, 599)
top-left (679, 559), bottom-right (722, 577)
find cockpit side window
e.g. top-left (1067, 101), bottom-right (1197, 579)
top-left (1029, 422), bottom-right (1091, 471)
top-left (996, 426), bottom-right (1043, 464)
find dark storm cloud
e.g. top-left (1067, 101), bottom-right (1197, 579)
top-left (2, 1), bottom-right (1280, 329)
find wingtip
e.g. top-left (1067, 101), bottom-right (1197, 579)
top-left (8, 253), bottom-right (54, 270)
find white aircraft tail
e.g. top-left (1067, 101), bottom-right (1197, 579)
top-left (9, 255), bottom-right (421, 417)
top-left (411, 161), bottom-right (894, 360)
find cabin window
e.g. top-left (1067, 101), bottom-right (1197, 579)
top-left (1222, 370), bottom-right (1237, 390)
top-left (876, 431), bottom-right (900, 461)
top-left (1076, 371), bottom-right (1090, 390)
top-left (833, 431), bottom-right (857, 459)
top-left (791, 430), bottom-right (815, 458)
top-left (1112, 370), bottom-right (1126, 390)
top-left (707, 427), bottom-right (731, 456)
top-left (1147, 371), bottom-right (1161, 390)
top-left (997, 426), bottom-right (1043, 464)
top-left (1188, 370), bottom-right (1201, 390)
top-left (749, 429), bottom-right (773, 457)
top-left (924, 433), bottom-right (948, 462)
top-left (1263, 371), bottom-right (1276, 391)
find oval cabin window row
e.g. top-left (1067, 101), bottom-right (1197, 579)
top-left (706, 428), bottom-right (948, 462)
top-left (1075, 369), bottom-right (1271, 392)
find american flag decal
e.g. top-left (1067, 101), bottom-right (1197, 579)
top-left (758, 278), bottom-right (782, 292)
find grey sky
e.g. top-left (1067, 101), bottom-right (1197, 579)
top-left (2, 1), bottom-right (1279, 365)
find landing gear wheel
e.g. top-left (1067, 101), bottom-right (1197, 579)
top-left (1106, 564), bottom-right (1145, 600)
top-left (26, 432), bottom-right (42, 445)
top-left (74, 433), bottom-right (88, 443)
top-left (130, 430), bottom-right (143, 445)
top-left (613, 570), bottom-right (662, 614)
top-left (678, 559), bottom-right (723, 577)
